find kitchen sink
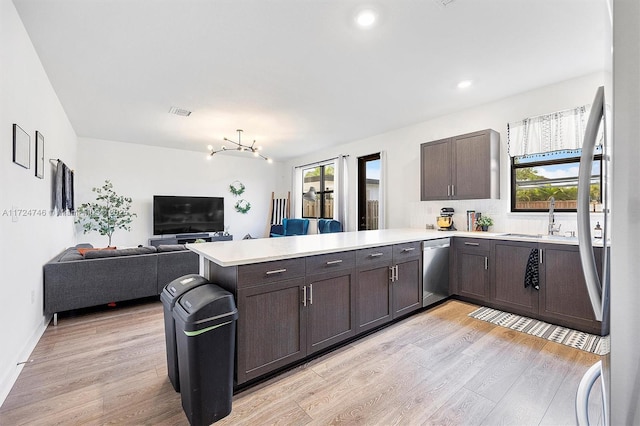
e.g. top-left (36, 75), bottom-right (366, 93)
top-left (500, 233), bottom-right (579, 242)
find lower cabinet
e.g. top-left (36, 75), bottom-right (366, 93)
top-left (305, 268), bottom-right (356, 354)
top-left (236, 277), bottom-right (306, 384)
top-left (391, 242), bottom-right (423, 317)
top-left (491, 240), bottom-right (539, 317)
top-left (538, 244), bottom-right (604, 335)
top-left (230, 242), bottom-right (424, 385)
top-left (451, 238), bottom-right (491, 304)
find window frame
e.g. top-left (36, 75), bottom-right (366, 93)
top-left (302, 163), bottom-right (334, 219)
top-left (510, 152), bottom-right (603, 213)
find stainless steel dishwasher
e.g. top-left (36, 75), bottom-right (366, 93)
top-left (422, 238), bottom-right (450, 307)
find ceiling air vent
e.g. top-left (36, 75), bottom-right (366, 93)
top-left (168, 106), bottom-right (192, 117)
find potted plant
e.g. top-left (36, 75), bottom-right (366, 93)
top-left (75, 180), bottom-right (137, 246)
top-left (476, 215), bottom-right (494, 231)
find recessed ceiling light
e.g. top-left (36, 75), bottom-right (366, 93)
top-left (457, 80), bottom-right (472, 89)
top-left (355, 9), bottom-right (377, 28)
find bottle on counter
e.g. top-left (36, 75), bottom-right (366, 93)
top-left (594, 222), bottom-right (603, 239)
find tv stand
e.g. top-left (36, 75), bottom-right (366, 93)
top-left (149, 233), bottom-right (232, 246)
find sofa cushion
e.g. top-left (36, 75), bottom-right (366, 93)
top-left (156, 244), bottom-right (188, 252)
top-left (58, 249), bottom-right (84, 262)
top-left (84, 246), bottom-right (157, 259)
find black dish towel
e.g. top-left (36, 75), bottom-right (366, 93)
top-left (524, 248), bottom-right (539, 290)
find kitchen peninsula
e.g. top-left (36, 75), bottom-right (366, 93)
top-left (187, 228), bottom-right (604, 386)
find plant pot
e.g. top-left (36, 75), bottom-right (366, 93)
top-left (481, 226), bottom-right (489, 232)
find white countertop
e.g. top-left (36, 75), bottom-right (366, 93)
top-left (186, 228), bottom-right (604, 267)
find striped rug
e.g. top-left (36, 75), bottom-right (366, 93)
top-left (468, 306), bottom-right (609, 355)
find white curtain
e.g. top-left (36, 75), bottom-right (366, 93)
top-left (378, 151), bottom-right (386, 230)
top-left (507, 105), bottom-right (601, 157)
top-left (334, 155), bottom-right (349, 230)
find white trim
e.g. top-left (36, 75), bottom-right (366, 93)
top-left (0, 315), bottom-right (50, 406)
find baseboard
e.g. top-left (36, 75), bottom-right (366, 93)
top-left (0, 315), bottom-right (50, 407)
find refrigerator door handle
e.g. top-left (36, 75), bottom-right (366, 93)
top-left (577, 85), bottom-right (604, 321)
top-left (576, 360), bottom-right (605, 426)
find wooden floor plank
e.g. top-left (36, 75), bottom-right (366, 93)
top-left (0, 298), bottom-right (601, 425)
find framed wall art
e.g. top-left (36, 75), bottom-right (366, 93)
top-left (35, 131), bottom-right (44, 179)
top-left (12, 123), bottom-right (30, 169)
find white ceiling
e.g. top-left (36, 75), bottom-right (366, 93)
top-left (13, 0), bottom-right (608, 161)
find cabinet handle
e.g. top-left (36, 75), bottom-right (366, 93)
top-left (539, 249), bottom-right (543, 264)
top-left (401, 247), bottom-right (416, 252)
top-left (395, 265), bottom-right (399, 281)
top-left (464, 242), bottom-right (480, 246)
top-left (369, 252), bottom-right (384, 258)
top-left (447, 185), bottom-right (451, 197)
top-left (326, 259), bottom-right (343, 265)
top-left (309, 284), bottom-right (313, 305)
top-left (302, 286), bottom-right (307, 307)
top-left (389, 266), bottom-right (395, 282)
top-left (484, 257), bottom-right (488, 270)
top-left (452, 185), bottom-right (455, 197)
top-left (266, 268), bottom-right (287, 275)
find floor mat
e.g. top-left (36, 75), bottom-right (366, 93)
top-left (468, 306), bottom-right (609, 355)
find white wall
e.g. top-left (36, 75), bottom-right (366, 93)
top-left (76, 138), bottom-right (286, 246)
top-left (0, 0), bottom-right (78, 405)
top-left (284, 72), bottom-right (607, 236)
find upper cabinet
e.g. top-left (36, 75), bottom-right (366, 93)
top-left (420, 129), bottom-right (500, 201)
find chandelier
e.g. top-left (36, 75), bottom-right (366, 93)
top-left (207, 129), bottom-right (272, 162)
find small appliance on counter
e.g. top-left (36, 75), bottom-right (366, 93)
top-left (436, 207), bottom-right (456, 231)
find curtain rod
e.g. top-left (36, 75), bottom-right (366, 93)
top-left (294, 155), bottom-right (349, 169)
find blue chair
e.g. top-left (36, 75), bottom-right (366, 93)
top-left (318, 219), bottom-right (342, 233)
top-left (270, 218), bottom-right (309, 237)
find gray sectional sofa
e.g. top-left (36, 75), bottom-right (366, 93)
top-left (43, 244), bottom-right (199, 322)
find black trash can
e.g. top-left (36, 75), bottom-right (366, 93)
top-left (173, 284), bottom-right (238, 426)
top-left (160, 274), bottom-right (210, 392)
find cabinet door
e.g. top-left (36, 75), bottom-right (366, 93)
top-left (420, 138), bottom-right (451, 200)
top-left (538, 244), bottom-right (604, 335)
top-left (236, 278), bottom-right (306, 384)
top-left (491, 240), bottom-right (539, 317)
top-left (453, 239), bottom-right (490, 303)
top-left (451, 129), bottom-right (500, 200)
top-left (356, 247), bottom-right (393, 333)
top-left (392, 257), bottom-right (422, 317)
top-left (306, 269), bottom-right (356, 354)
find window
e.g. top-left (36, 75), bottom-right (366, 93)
top-left (511, 148), bottom-right (602, 212)
top-left (357, 153), bottom-right (381, 230)
top-left (302, 163), bottom-right (334, 219)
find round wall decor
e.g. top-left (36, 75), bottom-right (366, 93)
top-left (229, 180), bottom-right (245, 197)
top-left (234, 199), bottom-right (251, 214)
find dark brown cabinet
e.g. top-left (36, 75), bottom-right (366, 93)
top-left (305, 251), bottom-right (356, 354)
top-left (420, 129), bottom-right (500, 201)
top-left (236, 277), bottom-right (306, 384)
top-left (538, 244), bottom-right (604, 335)
top-left (232, 258), bottom-right (307, 384)
top-left (355, 246), bottom-right (393, 333)
top-left (452, 238), bottom-right (490, 304)
top-left (391, 242), bottom-right (423, 317)
top-left (491, 240), bottom-right (539, 317)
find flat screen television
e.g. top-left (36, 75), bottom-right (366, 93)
top-left (153, 195), bottom-right (224, 235)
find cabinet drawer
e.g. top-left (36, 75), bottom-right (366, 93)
top-left (392, 241), bottom-right (422, 260)
top-left (356, 246), bottom-right (393, 267)
top-left (306, 251), bottom-right (355, 275)
top-left (454, 238), bottom-right (491, 251)
top-left (238, 258), bottom-right (306, 288)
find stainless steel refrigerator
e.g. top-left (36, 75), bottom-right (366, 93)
top-left (576, 1), bottom-right (640, 424)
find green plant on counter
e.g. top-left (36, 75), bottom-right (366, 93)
top-left (476, 215), bottom-right (494, 230)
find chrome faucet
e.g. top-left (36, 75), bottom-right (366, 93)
top-left (548, 196), bottom-right (562, 235)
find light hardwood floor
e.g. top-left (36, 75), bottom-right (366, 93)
top-left (0, 298), bottom-right (603, 425)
